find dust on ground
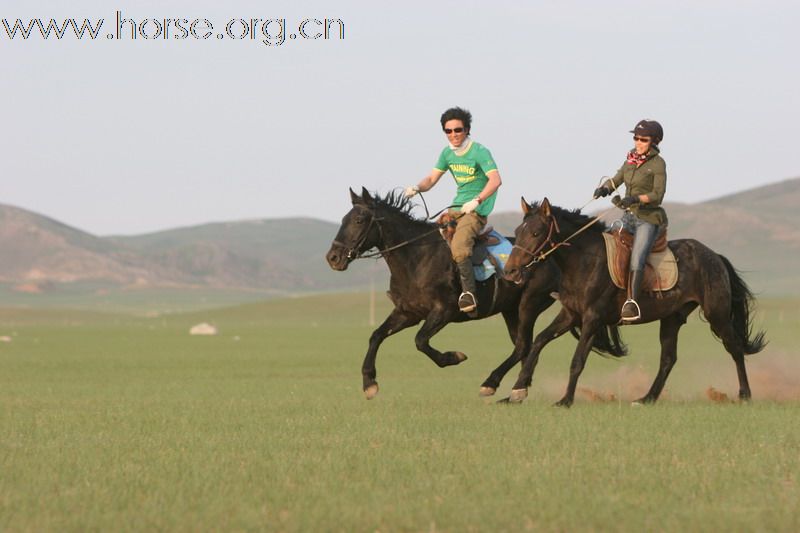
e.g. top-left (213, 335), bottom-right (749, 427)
top-left (532, 350), bottom-right (799, 403)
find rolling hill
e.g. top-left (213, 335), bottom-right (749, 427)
top-left (0, 177), bottom-right (798, 304)
top-left (0, 209), bottom-right (382, 302)
top-left (107, 218), bottom-right (383, 293)
top-left (0, 205), bottom-right (157, 286)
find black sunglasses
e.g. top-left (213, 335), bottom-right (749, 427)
top-left (633, 136), bottom-right (652, 143)
top-left (444, 127), bottom-right (465, 134)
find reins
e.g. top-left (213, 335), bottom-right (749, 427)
top-left (354, 225), bottom-right (443, 259)
top-left (331, 208), bottom-right (382, 260)
top-left (337, 195), bottom-right (457, 261)
top-left (427, 203), bottom-right (461, 221)
top-left (515, 204), bottom-right (619, 269)
top-left (339, 191), bottom-right (612, 266)
top-left (512, 214), bottom-right (562, 266)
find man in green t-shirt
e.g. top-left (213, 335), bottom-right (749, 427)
top-left (404, 107), bottom-right (503, 313)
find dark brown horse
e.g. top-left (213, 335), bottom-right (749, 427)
top-left (325, 188), bottom-right (626, 399)
top-left (503, 197), bottom-right (766, 406)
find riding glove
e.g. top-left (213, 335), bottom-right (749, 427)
top-left (593, 186), bottom-right (611, 198)
top-left (403, 185), bottom-right (419, 198)
top-left (460, 198), bottom-right (480, 214)
top-left (620, 195), bottom-right (639, 208)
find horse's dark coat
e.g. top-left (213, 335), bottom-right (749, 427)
top-left (504, 198), bottom-right (767, 406)
top-left (326, 188), bottom-right (626, 396)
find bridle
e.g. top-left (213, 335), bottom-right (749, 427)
top-left (331, 205), bottom-right (384, 261)
top-left (512, 206), bottom-right (615, 270)
top-left (332, 204), bottom-right (443, 261)
top-left (512, 213), bottom-right (564, 269)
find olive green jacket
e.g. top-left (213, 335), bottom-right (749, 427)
top-left (605, 145), bottom-right (668, 226)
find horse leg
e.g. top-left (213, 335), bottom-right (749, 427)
top-left (478, 309), bottom-right (520, 396)
top-left (635, 313), bottom-right (684, 404)
top-left (362, 309), bottom-right (419, 399)
top-left (707, 311), bottom-right (752, 401)
top-left (504, 307), bottom-right (577, 403)
top-left (501, 308), bottom-right (520, 345)
top-left (554, 317), bottom-right (602, 408)
top-left (415, 310), bottom-right (466, 367)
top-left (480, 295), bottom-right (554, 396)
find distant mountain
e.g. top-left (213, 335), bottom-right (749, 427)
top-left (0, 176), bottom-right (797, 300)
top-left (108, 218), bottom-right (383, 292)
top-left (0, 204), bottom-right (158, 286)
top-left (0, 207), bottom-right (382, 296)
top-left (661, 178), bottom-right (800, 294)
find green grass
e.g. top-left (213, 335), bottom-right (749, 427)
top-left (0, 283), bottom-right (284, 314)
top-left (1, 294), bottom-right (798, 531)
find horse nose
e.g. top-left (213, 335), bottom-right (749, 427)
top-left (504, 266), bottom-right (520, 283)
top-left (326, 247), bottom-right (347, 270)
top-left (326, 248), bottom-right (339, 267)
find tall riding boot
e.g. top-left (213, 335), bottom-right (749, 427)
top-left (621, 269), bottom-right (644, 321)
top-left (456, 259), bottom-right (478, 313)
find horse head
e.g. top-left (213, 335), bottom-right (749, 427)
top-left (504, 197), bottom-right (557, 284)
top-left (326, 187), bottom-right (383, 271)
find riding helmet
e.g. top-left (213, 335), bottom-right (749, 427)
top-left (630, 119), bottom-right (664, 144)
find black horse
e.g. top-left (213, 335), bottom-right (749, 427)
top-left (503, 197), bottom-right (766, 406)
top-left (325, 188), bottom-right (626, 399)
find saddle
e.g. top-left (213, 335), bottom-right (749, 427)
top-left (437, 213), bottom-right (511, 281)
top-left (437, 213), bottom-right (501, 246)
top-left (601, 228), bottom-right (678, 292)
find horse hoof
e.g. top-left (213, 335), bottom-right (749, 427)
top-left (478, 386), bottom-right (496, 397)
top-left (453, 352), bottom-right (468, 363)
top-left (364, 383), bottom-right (379, 400)
top-left (553, 399), bottom-right (572, 408)
top-left (509, 388), bottom-right (528, 403)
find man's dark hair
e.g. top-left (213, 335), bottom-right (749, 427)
top-left (440, 107), bottom-right (472, 133)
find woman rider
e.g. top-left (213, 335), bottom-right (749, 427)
top-left (593, 119), bottom-right (667, 321)
top-left (404, 107), bottom-right (502, 313)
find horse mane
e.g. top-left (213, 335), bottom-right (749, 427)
top-left (372, 190), bottom-right (435, 229)
top-left (530, 201), bottom-right (609, 234)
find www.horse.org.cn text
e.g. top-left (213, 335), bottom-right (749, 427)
top-left (1, 11), bottom-right (345, 47)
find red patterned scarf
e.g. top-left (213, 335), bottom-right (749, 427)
top-left (626, 150), bottom-right (648, 167)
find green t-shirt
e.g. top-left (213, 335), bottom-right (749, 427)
top-left (434, 140), bottom-right (498, 217)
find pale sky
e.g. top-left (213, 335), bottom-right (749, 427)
top-left (3, 0), bottom-right (798, 235)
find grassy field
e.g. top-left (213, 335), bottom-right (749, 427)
top-left (0, 283), bottom-right (285, 314)
top-left (1, 293), bottom-right (798, 531)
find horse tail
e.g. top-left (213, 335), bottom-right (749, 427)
top-left (571, 325), bottom-right (628, 358)
top-left (718, 254), bottom-right (767, 355)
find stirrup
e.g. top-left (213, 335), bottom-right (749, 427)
top-left (458, 291), bottom-right (477, 312)
top-left (620, 299), bottom-right (641, 321)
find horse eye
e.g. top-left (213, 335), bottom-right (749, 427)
top-left (533, 231), bottom-right (540, 237)
top-left (355, 216), bottom-right (365, 225)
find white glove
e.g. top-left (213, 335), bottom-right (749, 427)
top-left (461, 198), bottom-right (480, 214)
top-left (403, 185), bottom-right (419, 198)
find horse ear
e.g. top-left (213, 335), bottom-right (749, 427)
top-left (361, 187), bottom-right (374, 204)
top-left (541, 197), bottom-right (552, 217)
top-left (350, 187), bottom-right (363, 205)
top-left (520, 196), bottom-right (530, 215)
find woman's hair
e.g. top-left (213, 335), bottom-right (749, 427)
top-left (440, 107), bottom-right (472, 133)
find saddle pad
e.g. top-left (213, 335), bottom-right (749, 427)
top-left (601, 233), bottom-right (678, 292)
top-left (474, 231), bottom-right (513, 282)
